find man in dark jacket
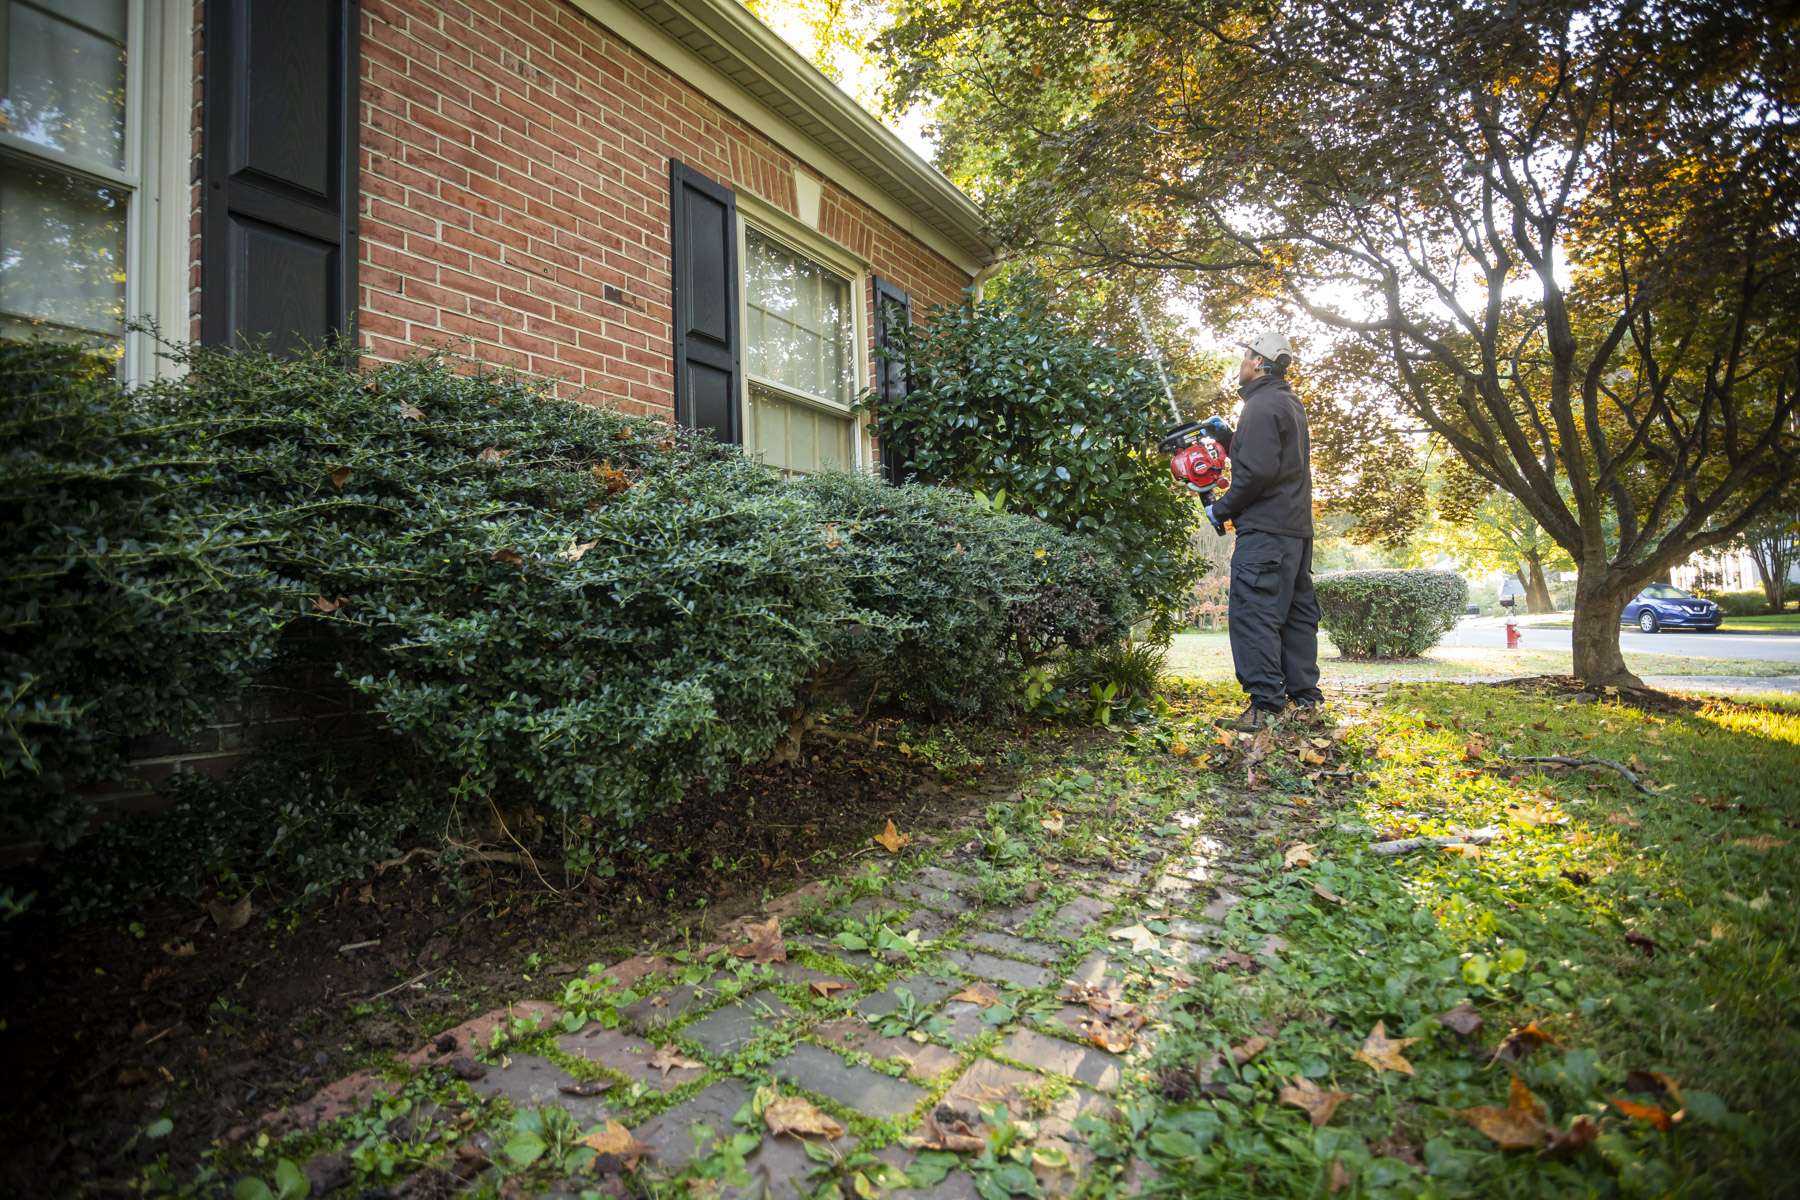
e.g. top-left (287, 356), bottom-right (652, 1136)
top-left (1203, 330), bottom-right (1322, 732)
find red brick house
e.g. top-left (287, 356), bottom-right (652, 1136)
top-left (2, 0), bottom-right (995, 476)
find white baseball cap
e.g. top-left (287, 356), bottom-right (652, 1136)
top-left (1241, 330), bottom-right (1293, 365)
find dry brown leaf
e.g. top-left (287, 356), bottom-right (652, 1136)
top-left (592, 462), bottom-right (632, 494)
top-left (1311, 883), bottom-right (1345, 906)
top-left (1230, 1035), bottom-right (1270, 1066)
top-left (951, 982), bottom-right (1003, 1009)
top-left (491, 548), bottom-right (524, 567)
top-left (1040, 812), bottom-right (1066, 835)
top-left (1440, 843), bottom-right (1484, 858)
top-left (1300, 748), bottom-right (1327, 766)
top-left (763, 1094), bottom-right (845, 1140)
top-left (732, 916), bottom-right (787, 964)
top-left (1170, 740), bottom-right (1189, 757)
top-left (1214, 729), bottom-right (1236, 747)
top-left (1509, 803), bottom-right (1565, 827)
top-left (1732, 834), bottom-right (1787, 850)
top-left (1328, 1160), bottom-right (1352, 1194)
top-left (1244, 726), bottom-right (1275, 766)
top-left (1461, 1075), bottom-right (1548, 1149)
top-left (206, 894), bottom-right (253, 932)
top-left (872, 819), bottom-right (910, 854)
top-left (398, 402), bottom-right (425, 420)
top-left (1539, 1116), bottom-right (1600, 1161)
top-left (579, 1120), bottom-right (652, 1169)
top-left (647, 1046), bottom-right (703, 1079)
top-left (477, 447), bottom-right (512, 464)
top-left (329, 466), bottom-right (351, 489)
top-left (1492, 1019), bottom-right (1560, 1062)
top-left (809, 980), bottom-right (851, 999)
top-left (912, 1109), bottom-right (986, 1153)
top-left (1605, 810), bottom-right (1642, 828)
top-left (1080, 1018), bottom-right (1135, 1053)
top-left (1437, 1003), bottom-right (1483, 1036)
top-left (1283, 843), bottom-right (1316, 869)
top-left (1352, 1021), bottom-right (1420, 1076)
top-left (312, 595), bottom-right (348, 614)
top-left (1108, 923), bottom-right (1159, 954)
top-left (560, 539), bottom-right (597, 562)
top-left (1278, 1076), bottom-right (1353, 1128)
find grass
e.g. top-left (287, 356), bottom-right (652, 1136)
top-left (1519, 611), bottom-right (1800, 634)
top-left (1166, 630), bottom-right (1798, 683)
top-left (1137, 679), bottom-right (1800, 1196)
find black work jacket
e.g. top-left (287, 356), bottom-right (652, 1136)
top-left (1211, 374), bottom-right (1313, 538)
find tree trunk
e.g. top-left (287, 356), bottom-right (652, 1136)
top-left (1571, 571), bottom-right (1640, 687)
top-left (1522, 553), bottom-right (1555, 613)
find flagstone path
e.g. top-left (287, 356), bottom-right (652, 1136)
top-left (260, 807), bottom-right (1284, 1197)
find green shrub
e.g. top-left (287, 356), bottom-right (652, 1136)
top-left (862, 282), bottom-right (1204, 635)
top-left (1700, 589), bottom-right (1772, 616)
top-left (1, 339), bottom-right (1130, 851)
top-left (1314, 569), bottom-right (1468, 659)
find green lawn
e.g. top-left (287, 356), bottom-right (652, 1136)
top-left (1520, 612), bottom-right (1800, 634)
top-left (1164, 630), bottom-right (1798, 684)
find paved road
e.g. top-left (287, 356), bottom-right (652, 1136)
top-left (1443, 618), bottom-right (1800, 664)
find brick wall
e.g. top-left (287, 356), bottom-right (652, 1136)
top-left (354, 0), bottom-right (973, 418)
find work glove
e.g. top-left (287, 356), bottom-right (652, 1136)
top-left (1200, 416), bottom-right (1234, 452)
top-left (1204, 503), bottom-right (1227, 536)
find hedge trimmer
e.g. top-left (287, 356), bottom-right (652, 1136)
top-left (1128, 297), bottom-right (1234, 535)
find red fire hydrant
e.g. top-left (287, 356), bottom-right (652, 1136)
top-left (1505, 615), bottom-right (1521, 649)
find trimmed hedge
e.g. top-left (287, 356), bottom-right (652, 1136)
top-left (1, 340), bottom-right (1134, 850)
top-left (1699, 589), bottom-right (1773, 616)
top-left (1314, 569), bottom-right (1467, 659)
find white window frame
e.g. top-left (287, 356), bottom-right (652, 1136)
top-left (733, 189), bottom-right (872, 473)
top-left (0, 0), bottom-right (191, 382)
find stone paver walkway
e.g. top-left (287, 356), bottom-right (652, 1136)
top-left (258, 813), bottom-right (1270, 1196)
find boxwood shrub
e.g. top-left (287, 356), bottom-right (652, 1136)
top-left (1314, 569), bottom-right (1468, 659)
top-left (1, 339), bottom-right (1132, 851)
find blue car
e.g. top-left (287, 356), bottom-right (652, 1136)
top-left (1621, 584), bottom-right (1721, 633)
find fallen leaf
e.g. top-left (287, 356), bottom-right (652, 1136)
top-left (647, 1046), bottom-right (703, 1079)
top-left (1169, 740), bottom-right (1189, 757)
top-left (477, 447), bottom-right (512, 464)
top-left (162, 940), bottom-right (195, 958)
top-left (1328, 1160), bottom-right (1352, 1193)
top-left (1353, 1021), bottom-right (1420, 1076)
top-left (810, 980), bottom-right (851, 999)
top-left (872, 820), bottom-right (909, 854)
top-left (1461, 737), bottom-right (1487, 762)
top-left (1212, 950), bottom-right (1259, 973)
top-left (1440, 843), bottom-right (1484, 858)
top-left (1623, 931), bottom-right (1659, 957)
top-left (329, 466), bottom-right (351, 489)
top-left (951, 982), bottom-right (1003, 1008)
top-left (312, 595), bottom-right (348, 613)
top-left (1311, 883), bottom-right (1345, 906)
top-left (732, 917), bottom-right (787, 964)
top-left (1108, 923), bottom-right (1159, 954)
top-left (1461, 1075), bottom-right (1548, 1149)
top-left (1732, 834), bottom-right (1786, 850)
top-left (579, 1121), bottom-right (651, 1169)
top-left (558, 1079), bottom-right (613, 1097)
top-left (1437, 1003), bottom-right (1483, 1036)
top-left (560, 539), bottom-right (597, 562)
top-left (491, 548), bottom-right (524, 567)
top-left (1214, 729), bottom-right (1236, 747)
top-left (1508, 802), bottom-right (1564, 827)
top-left (591, 462), bottom-right (632, 493)
top-left (1623, 1069), bottom-right (1684, 1116)
top-left (1492, 1020), bottom-right (1560, 1062)
top-left (763, 1094), bottom-right (845, 1140)
top-left (1040, 812), bottom-right (1065, 835)
top-left (1080, 1018), bottom-right (1136, 1053)
top-left (1278, 1076), bottom-right (1353, 1128)
top-left (1283, 843), bottom-right (1316, 869)
top-left (912, 1108), bottom-right (986, 1153)
top-left (1610, 1095), bottom-right (1673, 1131)
top-left (1300, 748), bottom-right (1327, 766)
top-left (1230, 1035), bottom-right (1269, 1066)
top-left (1605, 810), bottom-right (1642, 828)
top-left (1370, 1131), bottom-right (1422, 1165)
top-left (206, 894), bottom-right (253, 932)
top-left (1244, 726), bottom-right (1274, 766)
top-left (1539, 1116), bottom-right (1600, 1161)
top-left (398, 402), bottom-right (425, 420)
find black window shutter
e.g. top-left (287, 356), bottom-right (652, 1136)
top-left (670, 161), bottom-right (741, 444)
top-left (201, 0), bottom-right (359, 354)
top-left (871, 276), bottom-right (913, 483)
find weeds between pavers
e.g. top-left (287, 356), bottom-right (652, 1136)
top-left (165, 680), bottom-right (1796, 1197)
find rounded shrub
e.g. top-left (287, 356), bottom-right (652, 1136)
top-left (1314, 569), bottom-right (1468, 659)
top-left (1, 339), bottom-right (1135, 852)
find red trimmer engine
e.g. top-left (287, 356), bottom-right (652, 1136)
top-left (1159, 422), bottom-right (1229, 503)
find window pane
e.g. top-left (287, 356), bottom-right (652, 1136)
top-left (0, 158), bottom-right (127, 348)
top-left (743, 227), bottom-right (854, 406)
top-left (2, 0), bottom-right (129, 170)
top-left (748, 383), bottom-right (853, 475)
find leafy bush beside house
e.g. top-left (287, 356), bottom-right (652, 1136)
top-left (862, 284), bottom-right (1206, 636)
top-left (0, 340), bottom-right (1132, 854)
top-left (1314, 569), bottom-right (1468, 659)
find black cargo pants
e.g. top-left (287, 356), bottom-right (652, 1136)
top-left (1227, 530), bottom-right (1323, 712)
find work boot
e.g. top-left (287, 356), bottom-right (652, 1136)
top-left (1215, 701), bottom-right (1282, 733)
top-left (1288, 701), bottom-right (1331, 726)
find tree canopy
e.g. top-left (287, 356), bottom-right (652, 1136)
top-left (883, 0), bottom-right (1800, 683)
